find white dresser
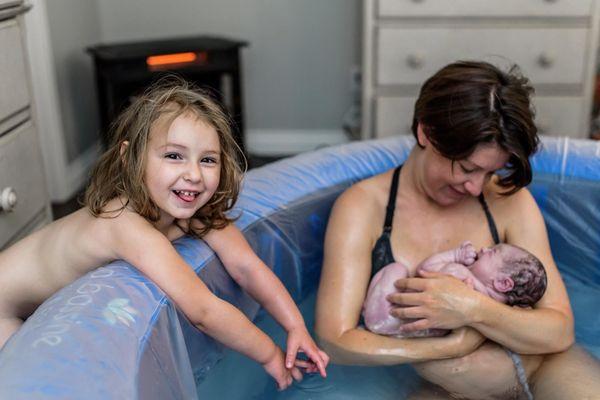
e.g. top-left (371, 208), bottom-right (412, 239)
top-left (0, 1), bottom-right (51, 249)
top-left (361, 0), bottom-right (600, 139)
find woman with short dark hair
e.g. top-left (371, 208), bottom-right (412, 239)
top-left (315, 61), bottom-right (600, 399)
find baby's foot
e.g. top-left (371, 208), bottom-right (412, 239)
top-left (456, 241), bottom-right (477, 265)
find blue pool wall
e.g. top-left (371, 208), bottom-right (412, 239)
top-left (0, 135), bottom-right (598, 399)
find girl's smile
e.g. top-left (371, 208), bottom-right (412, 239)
top-left (144, 111), bottom-right (222, 228)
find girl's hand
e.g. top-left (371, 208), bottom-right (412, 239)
top-left (387, 271), bottom-right (485, 333)
top-left (262, 346), bottom-right (295, 390)
top-left (286, 326), bottom-right (329, 378)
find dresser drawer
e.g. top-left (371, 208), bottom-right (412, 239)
top-left (378, 0), bottom-right (593, 18)
top-left (0, 122), bottom-right (48, 246)
top-left (375, 96), bottom-right (415, 137)
top-left (374, 96), bottom-right (583, 139)
top-left (0, 18), bottom-right (29, 127)
top-left (377, 27), bottom-right (588, 87)
top-left (533, 97), bottom-right (585, 138)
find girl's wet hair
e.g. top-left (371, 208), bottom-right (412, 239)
top-left (84, 76), bottom-right (245, 237)
top-left (411, 60), bottom-right (540, 194)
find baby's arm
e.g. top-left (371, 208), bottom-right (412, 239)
top-left (417, 241), bottom-right (477, 274)
top-left (202, 223), bottom-right (328, 377)
top-left (111, 215), bottom-right (293, 389)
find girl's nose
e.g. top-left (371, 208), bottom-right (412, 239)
top-left (184, 164), bottom-right (202, 182)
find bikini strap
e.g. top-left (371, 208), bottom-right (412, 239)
top-left (383, 166), bottom-right (402, 233)
top-left (478, 193), bottom-right (500, 245)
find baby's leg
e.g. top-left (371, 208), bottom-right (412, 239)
top-left (363, 262), bottom-right (409, 335)
top-left (0, 316), bottom-right (23, 349)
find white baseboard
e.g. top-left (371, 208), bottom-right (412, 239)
top-left (246, 129), bottom-right (350, 156)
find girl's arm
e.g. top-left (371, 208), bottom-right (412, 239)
top-left (202, 224), bottom-right (328, 376)
top-left (390, 188), bottom-right (573, 354)
top-left (314, 185), bottom-right (485, 365)
top-left (109, 213), bottom-right (293, 389)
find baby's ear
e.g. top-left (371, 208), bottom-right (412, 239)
top-left (120, 141), bottom-right (129, 163)
top-left (493, 276), bottom-right (514, 293)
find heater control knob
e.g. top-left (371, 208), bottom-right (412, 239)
top-left (0, 187), bottom-right (17, 213)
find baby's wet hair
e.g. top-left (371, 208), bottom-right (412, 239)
top-left (84, 75), bottom-right (245, 237)
top-left (503, 251), bottom-right (547, 307)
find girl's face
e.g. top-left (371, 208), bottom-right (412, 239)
top-left (417, 124), bottom-right (509, 206)
top-left (144, 112), bottom-right (221, 227)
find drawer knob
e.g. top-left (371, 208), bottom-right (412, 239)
top-left (406, 54), bottom-right (424, 69)
top-left (537, 53), bottom-right (554, 69)
top-left (0, 187), bottom-right (17, 213)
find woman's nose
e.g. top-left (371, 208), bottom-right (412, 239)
top-left (464, 174), bottom-right (485, 196)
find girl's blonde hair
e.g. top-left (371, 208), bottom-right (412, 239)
top-left (84, 76), bottom-right (246, 237)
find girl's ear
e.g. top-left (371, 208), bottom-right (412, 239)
top-left (416, 123), bottom-right (429, 147)
top-left (493, 276), bottom-right (514, 293)
top-left (120, 141), bottom-right (129, 162)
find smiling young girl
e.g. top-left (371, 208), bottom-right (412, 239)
top-left (0, 78), bottom-right (328, 389)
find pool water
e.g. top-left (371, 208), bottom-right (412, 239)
top-left (196, 275), bottom-right (600, 400)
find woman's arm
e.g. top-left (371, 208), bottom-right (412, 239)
top-left (390, 188), bottom-right (573, 354)
top-left (314, 185), bottom-right (485, 365)
top-left (470, 188), bottom-right (573, 353)
top-left (203, 223), bottom-right (328, 375)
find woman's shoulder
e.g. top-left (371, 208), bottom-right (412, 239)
top-left (336, 169), bottom-right (394, 210)
top-left (484, 177), bottom-right (538, 220)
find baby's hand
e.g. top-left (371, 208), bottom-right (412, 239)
top-left (286, 326), bottom-right (329, 378)
top-left (456, 241), bottom-right (477, 266)
top-left (262, 347), bottom-right (293, 390)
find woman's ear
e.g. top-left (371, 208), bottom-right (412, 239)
top-left (493, 276), bottom-right (515, 293)
top-left (120, 141), bottom-right (129, 162)
top-left (416, 123), bottom-right (429, 147)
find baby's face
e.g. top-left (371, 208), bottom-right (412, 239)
top-left (469, 244), bottom-right (525, 283)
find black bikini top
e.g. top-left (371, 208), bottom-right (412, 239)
top-left (371, 165), bottom-right (500, 277)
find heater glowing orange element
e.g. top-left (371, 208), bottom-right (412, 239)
top-left (146, 52), bottom-right (197, 66)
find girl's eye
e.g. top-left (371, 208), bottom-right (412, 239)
top-left (202, 157), bottom-right (218, 164)
top-left (164, 153), bottom-right (182, 160)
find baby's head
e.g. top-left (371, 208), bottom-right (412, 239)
top-left (471, 244), bottom-right (547, 307)
top-left (85, 76), bottom-right (245, 236)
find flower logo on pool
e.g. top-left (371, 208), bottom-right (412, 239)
top-left (103, 298), bottom-right (139, 326)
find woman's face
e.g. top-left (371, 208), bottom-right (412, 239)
top-left (417, 124), bottom-right (509, 206)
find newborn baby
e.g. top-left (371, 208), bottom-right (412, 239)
top-left (362, 242), bottom-right (547, 337)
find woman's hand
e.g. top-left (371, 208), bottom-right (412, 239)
top-left (387, 270), bottom-right (485, 333)
top-left (286, 326), bottom-right (329, 378)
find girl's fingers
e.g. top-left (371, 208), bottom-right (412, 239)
top-left (291, 367), bottom-right (303, 382)
top-left (294, 359), bottom-right (313, 369)
top-left (304, 347), bottom-right (327, 377)
top-left (285, 342), bottom-right (298, 369)
top-left (319, 350), bottom-right (330, 367)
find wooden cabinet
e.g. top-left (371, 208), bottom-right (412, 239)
top-left (0, 2), bottom-right (51, 249)
top-left (362, 0), bottom-right (600, 139)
